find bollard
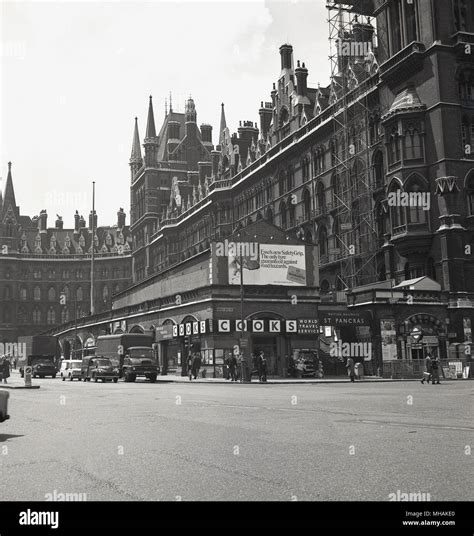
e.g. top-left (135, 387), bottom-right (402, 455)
top-left (24, 365), bottom-right (32, 387)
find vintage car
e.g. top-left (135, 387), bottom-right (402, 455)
top-left (81, 357), bottom-right (119, 383)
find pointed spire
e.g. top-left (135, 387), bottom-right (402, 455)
top-left (130, 117), bottom-right (142, 163)
top-left (165, 98), bottom-right (168, 117)
top-left (169, 91), bottom-right (173, 113)
top-left (2, 161), bottom-right (18, 220)
top-left (145, 95), bottom-right (157, 139)
top-left (219, 103), bottom-right (227, 146)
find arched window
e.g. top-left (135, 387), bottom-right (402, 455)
top-left (287, 166), bottom-right (294, 191)
top-left (33, 308), bottom-right (42, 325)
top-left (389, 126), bottom-right (401, 165)
top-left (319, 226), bottom-right (328, 257)
top-left (320, 279), bottom-right (330, 294)
top-left (33, 286), bottom-right (41, 301)
top-left (330, 138), bottom-right (338, 166)
top-left (454, 0), bottom-right (472, 32)
top-left (303, 189), bottom-right (311, 221)
top-left (61, 307), bottom-right (70, 323)
top-left (332, 173), bottom-right (341, 207)
top-left (388, 180), bottom-right (405, 231)
top-left (279, 107), bottom-right (289, 126)
top-left (19, 286), bottom-right (27, 301)
top-left (459, 69), bottom-right (474, 102)
top-left (266, 207), bottom-right (273, 224)
top-left (288, 197), bottom-right (295, 228)
top-left (47, 307), bottom-right (56, 325)
top-left (404, 124), bottom-right (423, 160)
top-left (18, 307), bottom-right (27, 324)
top-left (61, 286), bottom-right (70, 302)
top-left (48, 287), bottom-right (56, 302)
top-left (4, 286), bottom-right (12, 300)
top-left (373, 151), bottom-right (384, 188)
top-left (405, 174), bottom-right (428, 224)
top-left (279, 171), bottom-right (286, 197)
top-left (333, 215), bottom-right (340, 237)
top-left (3, 306), bottom-right (11, 323)
top-left (280, 200), bottom-right (287, 229)
top-left (316, 182), bottom-right (325, 212)
top-left (76, 286), bottom-right (83, 302)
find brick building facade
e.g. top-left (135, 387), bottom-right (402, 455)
top-left (50, 0), bottom-right (474, 374)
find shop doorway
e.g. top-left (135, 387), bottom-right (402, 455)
top-left (253, 336), bottom-right (278, 375)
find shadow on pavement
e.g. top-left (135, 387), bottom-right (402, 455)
top-left (0, 434), bottom-right (24, 443)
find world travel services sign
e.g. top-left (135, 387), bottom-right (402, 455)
top-left (318, 309), bottom-right (371, 326)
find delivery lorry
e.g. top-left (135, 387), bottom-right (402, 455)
top-left (95, 334), bottom-right (159, 382)
top-left (18, 335), bottom-right (60, 378)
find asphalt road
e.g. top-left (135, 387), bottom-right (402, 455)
top-left (0, 374), bottom-right (472, 501)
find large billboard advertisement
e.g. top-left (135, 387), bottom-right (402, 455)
top-left (226, 243), bottom-right (306, 286)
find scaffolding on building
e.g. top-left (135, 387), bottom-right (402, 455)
top-left (326, 0), bottom-right (380, 292)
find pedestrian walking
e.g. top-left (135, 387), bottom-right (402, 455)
top-left (260, 352), bottom-right (267, 382)
top-left (431, 355), bottom-right (441, 384)
top-left (2, 359), bottom-right (10, 384)
top-left (346, 356), bottom-right (355, 382)
top-left (249, 352), bottom-right (258, 382)
top-left (421, 352), bottom-right (433, 384)
top-left (192, 353), bottom-right (201, 380)
top-left (13, 358), bottom-right (17, 370)
top-left (188, 354), bottom-right (193, 381)
top-left (287, 354), bottom-right (296, 378)
top-left (256, 352), bottom-right (264, 382)
top-left (228, 354), bottom-right (237, 381)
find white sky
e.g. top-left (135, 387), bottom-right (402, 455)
top-left (1, 0), bottom-right (331, 228)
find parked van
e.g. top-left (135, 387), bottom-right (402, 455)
top-left (60, 360), bottom-right (83, 381)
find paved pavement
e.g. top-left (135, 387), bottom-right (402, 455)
top-left (0, 370), bottom-right (472, 501)
top-left (1, 369), bottom-right (455, 389)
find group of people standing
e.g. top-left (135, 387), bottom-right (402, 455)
top-left (421, 352), bottom-right (441, 384)
top-left (223, 351), bottom-right (268, 382)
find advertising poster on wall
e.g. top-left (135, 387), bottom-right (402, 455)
top-left (227, 243), bottom-right (306, 286)
top-left (380, 319), bottom-right (397, 361)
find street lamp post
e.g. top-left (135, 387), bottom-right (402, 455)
top-left (90, 181), bottom-right (96, 316)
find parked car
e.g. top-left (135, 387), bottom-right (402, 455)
top-left (81, 357), bottom-right (119, 383)
top-left (0, 390), bottom-right (10, 422)
top-left (60, 360), bottom-right (83, 381)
